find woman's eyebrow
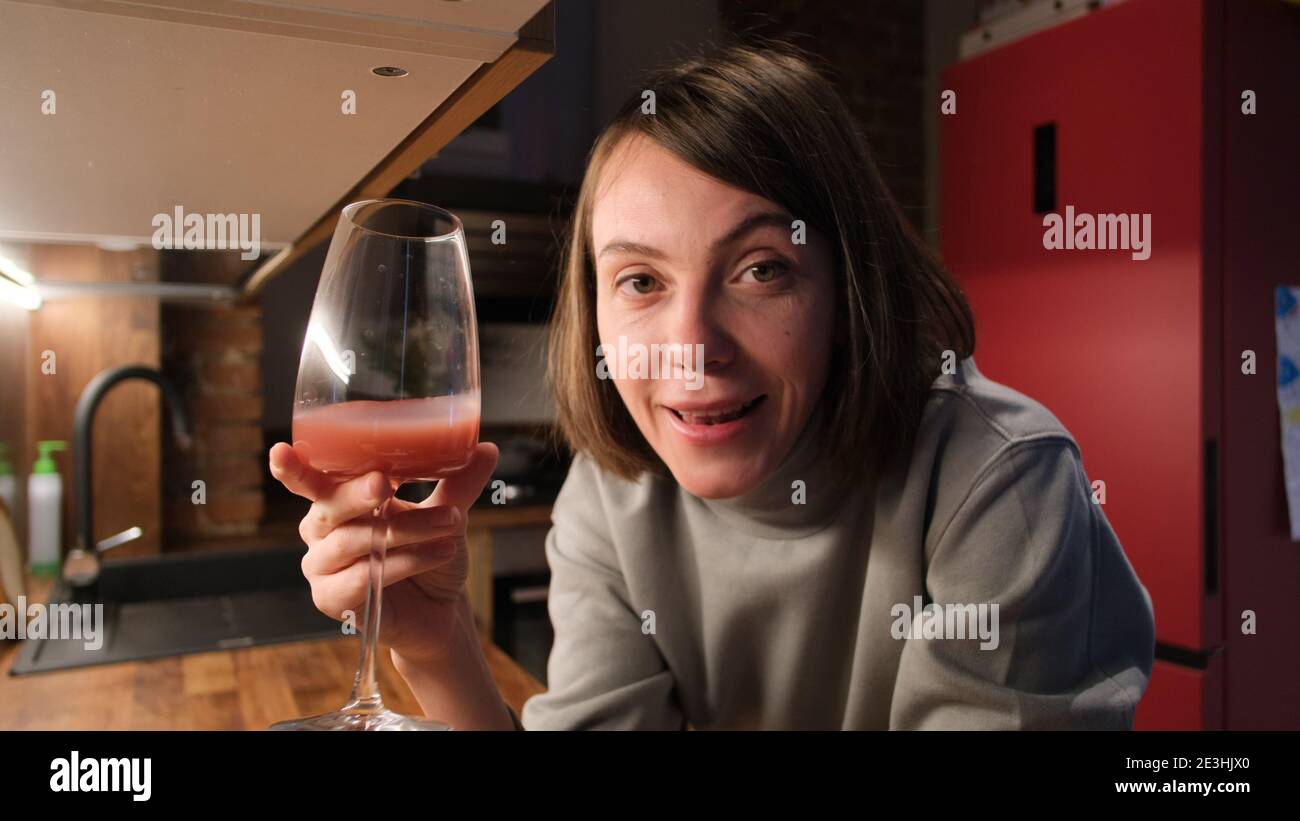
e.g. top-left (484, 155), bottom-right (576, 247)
top-left (596, 239), bottom-right (666, 261)
top-left (710, 210), bottom-right (794, 254)
top-left (595, 209), bottom-right (794, 263)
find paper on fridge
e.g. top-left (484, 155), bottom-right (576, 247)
top-left (1273, 286), bottom-right (1300, 540)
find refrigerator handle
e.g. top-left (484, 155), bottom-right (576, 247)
top-left (1033, 122), bottom-right (1056, 214)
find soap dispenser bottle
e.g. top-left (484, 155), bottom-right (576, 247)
top-left (27, 440), bottom-right (67, 577)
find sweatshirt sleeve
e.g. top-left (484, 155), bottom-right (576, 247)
top-left (889, 438), bottom-right (1156, 730)
top-left (520, 456), bottom-right (686, 730)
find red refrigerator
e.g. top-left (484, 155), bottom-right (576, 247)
top-left (940, 0), bottom-right (1300, 729)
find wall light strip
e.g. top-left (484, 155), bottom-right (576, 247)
top-left (0, 255), bottom-right (41, 310)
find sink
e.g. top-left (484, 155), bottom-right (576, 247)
top-left (9, 545), bottom-right (340, 675)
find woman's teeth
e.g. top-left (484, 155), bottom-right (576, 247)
top-left (671, 396), bottom-right (762, 425)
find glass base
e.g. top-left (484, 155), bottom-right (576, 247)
top-left (269, 704), bottom-right (451, 732)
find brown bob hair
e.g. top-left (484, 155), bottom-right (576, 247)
top-left (547, 40), bottom-right (975, 483)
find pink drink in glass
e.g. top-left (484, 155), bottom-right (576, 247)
top-left (291, 394), bottom-right (479, 482)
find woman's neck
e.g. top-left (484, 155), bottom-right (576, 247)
top-left (689, 401), bottom-right (847, 539)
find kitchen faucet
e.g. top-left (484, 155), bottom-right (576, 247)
top-left (72, 365), bottom-right (193, 567)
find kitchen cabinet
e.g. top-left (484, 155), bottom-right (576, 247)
top-left (0, 0), bottom-right (555, 294)
top-left (464, 503), bottom-right (554, 641)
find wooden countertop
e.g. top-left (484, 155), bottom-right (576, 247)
top-left (0, 576), bottom-right (545, 730)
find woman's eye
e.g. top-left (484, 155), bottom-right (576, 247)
top-left (741, 260), bottom-right (789, 284)
top-left (617, 273), bottom-right (657, 295)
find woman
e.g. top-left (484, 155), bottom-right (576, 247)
top-left (269, 42), bottom-right (1155, 730)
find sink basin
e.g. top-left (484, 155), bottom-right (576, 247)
top-left (9, 545), bottom-right (340, 675)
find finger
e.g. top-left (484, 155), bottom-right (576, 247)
top-left (425, 442), bottom-right (499, 511)
top-left (310, 540), bottom-right (458, 619)
top-left (303, 505), bottom-right (462, 576)
top-left (269, 443), bottom-right (331, 502)
top-left (300, 471), bottom-right (393, 544)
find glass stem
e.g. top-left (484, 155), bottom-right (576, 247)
top-left (346, 484), bottom-right (397, 712)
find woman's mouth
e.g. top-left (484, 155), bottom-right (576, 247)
top-left (667, 395), bottom-right (765, 425)
top-left (662, 395), bottom-right (766, 444)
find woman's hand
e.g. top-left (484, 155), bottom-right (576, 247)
top-left (268, 441), bottom-right (499, 665)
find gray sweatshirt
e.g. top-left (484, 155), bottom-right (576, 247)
top-left (518, 358), bottom-right (1155, 729)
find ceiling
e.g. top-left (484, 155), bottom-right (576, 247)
top-left (0, 0), bottom-right (549, 248)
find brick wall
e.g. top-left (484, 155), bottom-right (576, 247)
top-left (160, 247), bottom-right (266, 543)
top-left (721, 0), bottom-right (927, 227)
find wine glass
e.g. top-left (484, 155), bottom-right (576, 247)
top-left (270, 199), bottom-right (480, 731)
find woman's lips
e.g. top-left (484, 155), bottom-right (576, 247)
top-left (662, 395), bottom-right (765, 444)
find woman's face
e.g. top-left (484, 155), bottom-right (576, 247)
top-left (592, 134), bottom-right (837, 499)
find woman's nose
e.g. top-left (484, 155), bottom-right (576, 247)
top-left (665, 289), bottom-right (734, 372)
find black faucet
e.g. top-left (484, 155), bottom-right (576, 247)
top-left (73, 365), bottom-right (193, 557)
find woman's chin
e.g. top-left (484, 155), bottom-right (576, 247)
top-left (666, 461), bottom-right (767, 500)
